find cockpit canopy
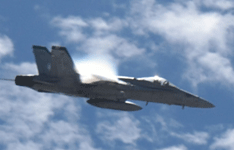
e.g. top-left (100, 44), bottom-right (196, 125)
top-left (138, 75), bottom-right (176, 87)
top-left (118, 75), bottom-right (176, 88)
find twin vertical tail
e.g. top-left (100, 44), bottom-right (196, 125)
top-left (1, 45), bottom-right (80, 87)
top-left (33, 45), bottom-right (78, 78)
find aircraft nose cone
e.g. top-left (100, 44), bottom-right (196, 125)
top-left (199, 98), bottom-right (215, 108)
top-left (207, 101), bottom-right (215, 108)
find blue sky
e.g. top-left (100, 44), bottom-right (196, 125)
top-left (0, 0), bottom-right (234, 150)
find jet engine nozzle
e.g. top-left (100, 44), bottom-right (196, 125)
top-left (15, 75), bottom-right (36, 87)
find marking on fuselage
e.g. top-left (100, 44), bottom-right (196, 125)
top-left (47, 63), bottom-right (51, 70)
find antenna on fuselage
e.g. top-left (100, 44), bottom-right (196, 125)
top-left (0, 78), bottom-right (15, 81)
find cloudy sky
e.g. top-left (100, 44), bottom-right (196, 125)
top-left (0, 0), bottom-right (234, 149)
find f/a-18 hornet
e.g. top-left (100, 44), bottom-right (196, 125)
top-left (11, 45), bottom-right (214, 111)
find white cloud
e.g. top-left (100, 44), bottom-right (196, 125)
top-left (7, 141), bottom-right (42, 150)
top-left (130, 0), bottom-right (233, 49)
top-left (129, 0), bottom-right (234, 86)
top-left (156, 145), bottom-right (188, 150)
top-left (184, 52), bottom-right (234, 86)
top-left (196, 0), bottom-right (234, 10)
top-left (51, 16), bottom-right (88, 43)
top-left (90, 18), bottom-right (110, 31)
top-left (136, 113), bottom-right (211, 146)
top-left (51, 16), bottom-right (145, 61)
top-left (96, 112), bottom-right (141, 145)
top-left (0, 62), bottom-right (99, 150)
top-left (2, 62), bottom-right (38, 75)
top-left (155, 114), bottom-right (167, 129)
top-left (154, 114), bottom-right (183, 130)
top-left (89, 17), bottom-right (128, 33)
top-left (42, 120), bottom-right (98, 150)
top-left (135, 113), bottom-right (185, 144)
top-left (210, 129), bottom-right (234, 150)
top-left (81, 34), bottom-right (145, 58)
top-left (170, 131), bottom-right (209, 145)
top-left (205, 124), bottom-right (225, 133)
top-left (0, 35), bottom-right (14, 60)
top-left (0, 82), bottom-right (65, 149)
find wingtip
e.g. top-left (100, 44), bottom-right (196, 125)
top-left (51, 45), bottom-right (67, 50)
top-left (32, 45), bottom-right (47, 50)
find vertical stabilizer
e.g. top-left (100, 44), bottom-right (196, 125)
top-left (50, 46), bottom-right (76, 78)
top-left (33, 45), bottom-right (51, 76)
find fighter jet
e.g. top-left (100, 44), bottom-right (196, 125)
top-left (7, 45), bottom-right (214, 111)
